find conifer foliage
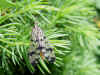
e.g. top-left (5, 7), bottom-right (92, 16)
top-left (0, 0), bottom-right (99, 75)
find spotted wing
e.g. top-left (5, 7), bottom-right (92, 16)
top-left (28, 22), bottom-right (46, 65)
top-left (28, 22), bottom-right (55, 66)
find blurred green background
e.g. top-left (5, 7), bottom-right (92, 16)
top-left (0, 0), bottom-right (100, 75)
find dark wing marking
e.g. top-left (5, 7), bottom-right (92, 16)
top-left (28, 22), bottom-right (46, 65)
top-left (28, 42), bottom-right (39, 65)
top-left (28, 51), bottom-right (35, 56)
top-left (36, 46), bottom-right (45, 50)
top-left (44, 39), bottom-right (56, 63)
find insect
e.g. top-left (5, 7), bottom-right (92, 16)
top-left (28, 22), bottom-right (56, 66)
